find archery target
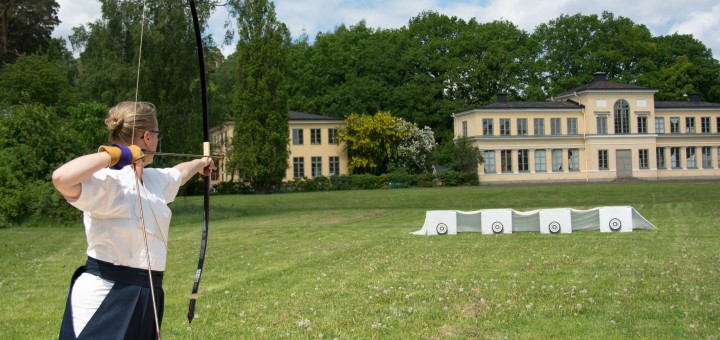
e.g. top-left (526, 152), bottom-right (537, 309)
top-left (539, 208), bottom-right (572, 234)
top-left (481, 209), bottom-right (512, 234)
top-left (436, 223), bottom-right (449, 235)
top-left (491, 221), bottom-right (504, 233)
top-left (599, 207), bottom-right (632, 232)
top-left (419, 211), bottom-right (457, 235)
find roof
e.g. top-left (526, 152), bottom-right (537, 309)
top-left (654, 101), bottom-right (720, 109)
top-left (553, 73), bottom-right (655, 99)
top-left (554, 81), bottom-right (654, 99)
top-left (289, 111), bottom-right (343, 121)
top-left (457, 100), bottom-right (583, 115)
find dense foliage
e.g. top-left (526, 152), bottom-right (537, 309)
top-left (2, 1), bottom-right (720, 225)
top-left (227, 0), bottom-right (291, 194)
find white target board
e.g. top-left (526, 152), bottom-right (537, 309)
top-left (481, 209), bottom-right (512, 234)
top-left (416, 210), bottom-right (457, 235)
top-left (539, 208), bottom-right (572, 234)
top-left (599, 206), bottom-right (632, 232)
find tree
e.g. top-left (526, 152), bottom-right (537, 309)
top-left (643, 33), bottom-right (720, 102)
top-left (390, 123), bottom-right (436, 174)
top-left (432, 135), bottom-right (482, 173)
top-left (0, 104), bottom-right (91, 226)
top-left (0, 0), bottom-right (59, 66)
top-left (339, 111), bottom-right (412, 175)
top-left (228, 0), bottom-right (290, 193)
top-left (70, 0), bottom-right (215, 159)
top-left (0, 53), bottom-right (79, 107)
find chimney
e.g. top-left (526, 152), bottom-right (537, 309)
top-left (593, 72), bottom-right (607, 82)
top-left (689, 93), bottom-right (701, 102)
top-left (497, 93), bottom-right (507, 103)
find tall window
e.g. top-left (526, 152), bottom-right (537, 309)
top-left (637, 116), bottom-right (647, 134)
top-left (702, 146), bottom-right (712, 168)
top-left (535, 150), bottom-right (546, 172)
top-left (567, 118), bottom-right (578, 135)
top-left (597, 116), bottom-right (608, 134)
top-left (717, 117), bottom-right (720, 133)
top-left (534, 118), bottom-right (545, 135)
top-left (552, 149), bottom-right (563, 171)
top-left (686, 147), bottom-right (696, 168)
top-left (311, 156), bottom-right (322, 177)
top-left (598, 150), bottom-right (609, 170)
top-left (500, 119), bottom-right (511, 135)
top-left (328, 128), bottom-right (338, 144)
top-left (292, 128), bottom-right (304, 145)
top-left (329, 156), bottom-right (340, 175)
top-left (670, 117), bottom-right (680, 133)
top-left (483, 119), bottom-right (494, 136)
top-left (501, 150), bottom-right (512, 172)
top-left (293, 157), bottom-right (305, 178)
top-left (657, 147), bottom-right (666, 169)
top-left (655, 118), bottom-right (665, 134)
top-left (517, 118), bottom-right (528, 135)
top-left (686, 117), bottom-right (696, 133)
top-left (311, 128), bottom-right (322, 144)
top-left (614, 99), bottom-right (630, 134)
top-left (484, 150), bottom-right (496, 173)
top-left (568, 149), bottom-right (579, 171)
top-left (639, 149), bottom-right (649, 169)
top-left (670, 147), bottom-right (681, 169)
top-left (518, 149), bottom-right (529, 172)
top-left (551, 118), bottom-right (562, 135)
top-left (462, 121), bottom-right (468, 137)
top-left (701, 117), bottom-right (711, 133)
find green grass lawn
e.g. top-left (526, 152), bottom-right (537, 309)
top-left (2, 182), bottom-right (719, 339)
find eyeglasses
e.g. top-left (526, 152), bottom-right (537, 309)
top-left (148, 130), bottom-right (163, 140)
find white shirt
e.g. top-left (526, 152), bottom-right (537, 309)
top-left (70, 166), bottom-right (182, 271)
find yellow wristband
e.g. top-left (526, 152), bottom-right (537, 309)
top-left (98, 145), bottom-right (121, 167)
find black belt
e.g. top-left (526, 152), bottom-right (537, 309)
top-left (85, 257), bottom-right (163, 288)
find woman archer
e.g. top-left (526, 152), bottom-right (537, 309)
top-left (53, 101), bottom-right (215, 339)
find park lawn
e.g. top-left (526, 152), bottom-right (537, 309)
top-left (1, 182), bottom-right (718, 339)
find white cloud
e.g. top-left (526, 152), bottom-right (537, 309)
top-left (670, 3), bottom-right (720, 57)
top-left (51, 0), bottom-right (720, 60)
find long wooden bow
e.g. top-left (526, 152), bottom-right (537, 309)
top-left (187, 0), bottom-right (211, 324)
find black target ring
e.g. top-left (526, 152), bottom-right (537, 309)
top-left (548, 221), bottom-right (561, 234)
top-left (609, 218), bottom-right (622, 231)
top-left (491, 221), bottom-right (504, 234)
top-left (436, 223), bottom-right (448, 235)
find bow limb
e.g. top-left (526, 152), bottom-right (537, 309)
top-left (187, 0), bottom-right (211, 324)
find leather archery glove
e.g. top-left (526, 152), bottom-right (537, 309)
top-left (98, 144), bottom-right (145, 169)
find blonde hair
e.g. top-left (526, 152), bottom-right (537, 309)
top-left (105, 101), bottom-right (158, 145)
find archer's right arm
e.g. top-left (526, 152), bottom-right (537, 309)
top-left (52, 152), bottom-right (113, 202)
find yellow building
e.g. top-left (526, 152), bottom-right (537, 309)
top-left (209, 111), bottom-right (347, 184)
top-left (453, 73), bottom-right (720, 183)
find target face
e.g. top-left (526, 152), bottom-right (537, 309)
top-left (548, 221), bottom-right (561, 234)
top-left (436, 223), bottom-right (448, 235)
top-left (609, 218), bottom-right (622, 231)
top-left (491, 221), bottom-right (504, 234)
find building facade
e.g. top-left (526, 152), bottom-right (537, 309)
top-left (453, 73), bottom-right (720, 184)
top-left (209, 111), bottom-right (348, 184)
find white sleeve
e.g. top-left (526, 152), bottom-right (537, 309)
top-left (69, 168), bottom-right (133, 217)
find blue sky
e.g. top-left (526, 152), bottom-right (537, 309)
top-left (54, 0), bottom-right (720, 60)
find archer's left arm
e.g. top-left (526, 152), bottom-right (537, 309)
top-left (174, 158), bottom-right (216, 186)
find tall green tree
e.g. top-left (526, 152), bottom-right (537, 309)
top-left (70, 0), bottom-right (214, 158)
top-left (643, 33), bottom-right (720, 102)
top-left (0, 0), bottom-right (59, 66)
top-left (229, 0), bottom-right (290, 193)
